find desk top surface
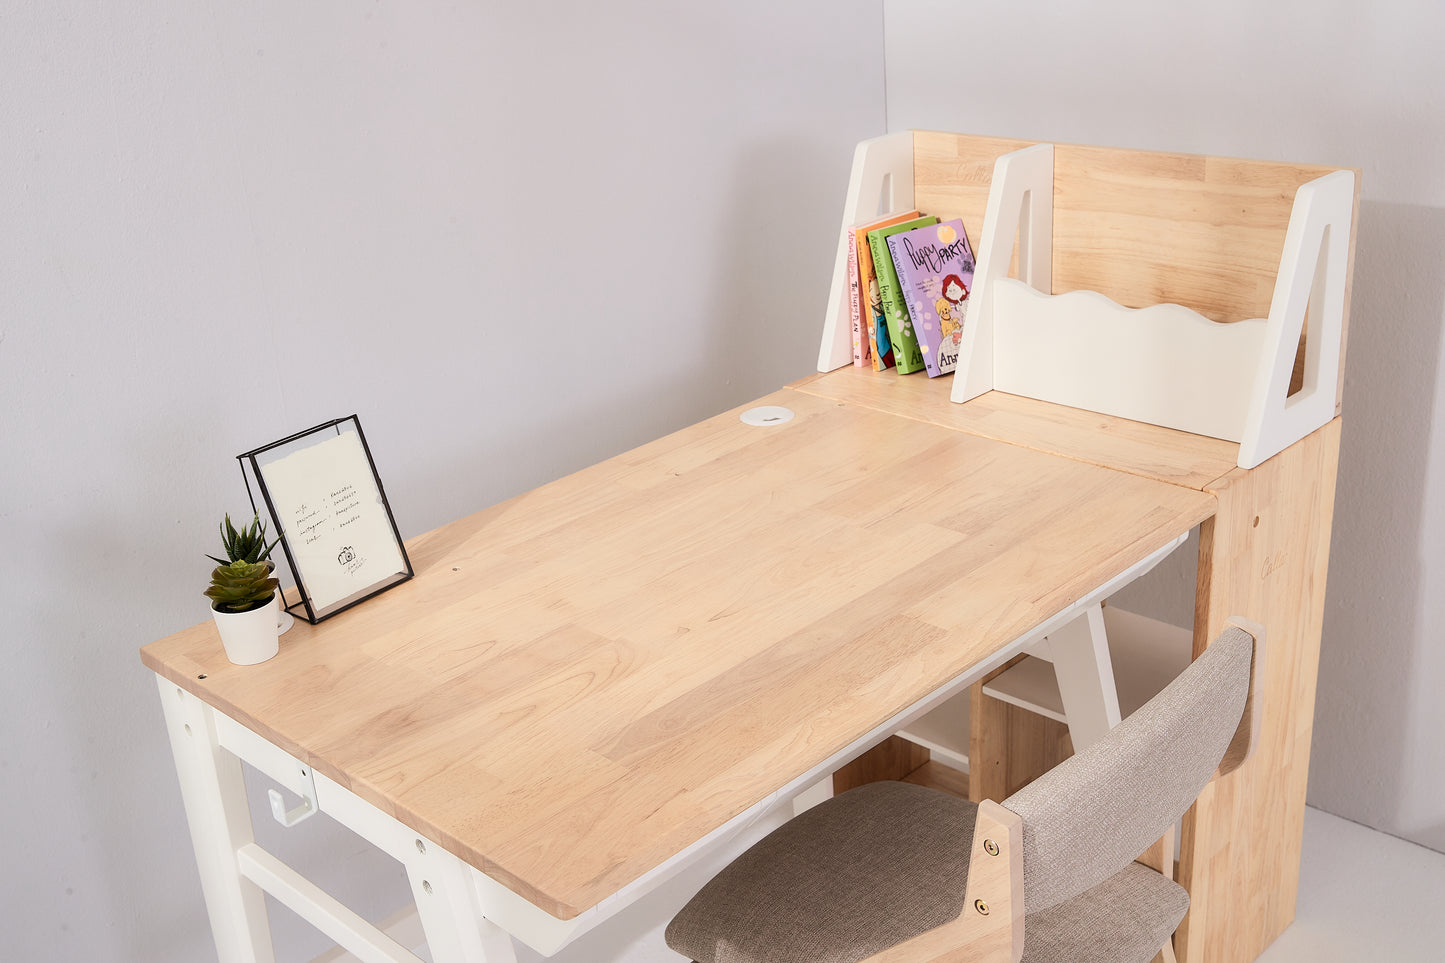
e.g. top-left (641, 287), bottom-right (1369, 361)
top-left (142, 382), bottom-right (1216, 919)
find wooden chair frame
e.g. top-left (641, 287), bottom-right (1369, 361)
top-left (859, 619), bottom-right (1262, 963)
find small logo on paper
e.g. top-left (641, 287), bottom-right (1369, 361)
top-left (337, 546), bottom-right (356, 565)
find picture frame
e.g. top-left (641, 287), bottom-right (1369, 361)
top-left (238, 416), bottom-right (412, 624)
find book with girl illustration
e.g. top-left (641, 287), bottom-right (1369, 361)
top-left (884, 218), bottom-right (975, 378)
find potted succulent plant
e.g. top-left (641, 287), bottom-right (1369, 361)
top-left (208, 511), bottom-right (295, 635)
top-left (205, 513), bottom-right (283, 665)
top-left (207, 512), bottom-right (281, 571)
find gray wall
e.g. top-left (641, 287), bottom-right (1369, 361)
top-left (0, 3), bottom-right (884, 959)
top-left (884, 0), bottom-right (1445, 851)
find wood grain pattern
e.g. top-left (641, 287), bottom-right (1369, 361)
top-left (142, 389), bottom-right (1214, 921)
top-left (902, 760), bottom-right (970, 800)
top-left (912, 130), bottom-right (1359, 330)
top-left (1139, 826), bottom-right (1180, 963)
top-left (795, 365), bottom-right (1239, 490)
top-left (1176, 419), bottom-right (1341, 963)
top-left (1137, 825), bottom-right (1175, 881)
top-left (833, 736), bottom-right (930, 795)
top-left (968, 661), bottom-right (1074, 804)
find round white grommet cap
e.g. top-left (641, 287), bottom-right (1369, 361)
top-left (740, 405), bottom-right (795, 427)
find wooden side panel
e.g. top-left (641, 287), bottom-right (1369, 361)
top-left (902, 760), bottom-right (970, 799)
top-left (968, 659), bottom-right (1073, 803)
top-left (1049, 145), bottom-right (1335, 324)
top-left (911, 130), bottom-right (1358, 364)
top-left (1175, 419), bottom-right (1341, 963)
top-left (832, 735), bottom-right (930, 795)
top-left (912, 131), bottom-right (1037, 255)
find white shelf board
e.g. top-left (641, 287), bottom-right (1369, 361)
top-left (982, 607), bottom-right (1193, 723)
top-left (895, 688), bottom-right (971, 771)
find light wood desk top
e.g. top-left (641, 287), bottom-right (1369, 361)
top-left (796, 366), bottom-right (1241, 491)
top-left (142, 385), bottom-right (1216, 920)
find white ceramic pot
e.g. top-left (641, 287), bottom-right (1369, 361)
top-left (211, 594), bottom-right (281, 665)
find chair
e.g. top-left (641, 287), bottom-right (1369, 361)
top-left (665, 621), bottom-right (1262, 963)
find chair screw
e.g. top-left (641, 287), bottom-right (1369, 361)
top-left (983, 839), bottom-right (999, 856)
top-left (975, 899), bottom-right (990, 916)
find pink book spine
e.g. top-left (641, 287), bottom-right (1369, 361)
top-left (847, 228), bottom-right (868, 367)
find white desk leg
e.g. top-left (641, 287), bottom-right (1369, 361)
top-left (791, 776), bottom-right (834, 816)
top-left (157, 676), bottom-right (276, 963)
top-left (1046, 604), bottom-right (1122, 752)
top-left (404, 837), bottom-right (517, 963)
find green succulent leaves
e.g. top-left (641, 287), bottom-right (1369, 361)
top-left (207, 512), bottom-right (281, 566)
top-left (205, 560), bottom-right (279, 614)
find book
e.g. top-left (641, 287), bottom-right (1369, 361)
top-left (867, 215), bottom-right (938, 374)
top-left (851, 210), bottom-right (919, 371)
top-left (846, 229), bottom-right (868, 366)
top-left (886, 218), bottom-right (976, 378)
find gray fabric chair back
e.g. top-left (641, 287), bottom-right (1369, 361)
top-left (1003, 626), bottom-right (1255, 914)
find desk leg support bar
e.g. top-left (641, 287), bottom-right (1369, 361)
top-left (159, 677), bottom-right (520, 963)
top-left (158, 677), bottom-right (277, 963)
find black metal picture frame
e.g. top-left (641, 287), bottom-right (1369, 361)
top-left (237, 415), bottom-right (412, 625)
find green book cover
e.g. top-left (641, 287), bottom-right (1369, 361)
top-left (867, 215), bottom-right (938, 374)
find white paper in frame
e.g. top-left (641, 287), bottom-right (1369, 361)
top-left (243, 416), bottom-right (411, 623)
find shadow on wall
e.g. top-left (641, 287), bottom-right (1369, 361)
top-left (1309, 199), bottom-right (1445, 846)
top-left (701, 135), bottom-right (840, 403)
top-left (400, 133), bottom-right (841, 540)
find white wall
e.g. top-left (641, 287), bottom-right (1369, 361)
top-left (884, 0), bottom-right (1445, 850)
top-left (0, 3), bottom-right (884, 958)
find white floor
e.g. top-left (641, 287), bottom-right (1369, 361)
top-left (1255, 807), bottom-right (1445, 962)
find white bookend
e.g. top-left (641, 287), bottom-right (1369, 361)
top-left (951, 143), bottom-right (1054, 403)
top-left (818, 131), bottom-right (916, 372)
top-left (1238, 169), bottom-right (1355, 468)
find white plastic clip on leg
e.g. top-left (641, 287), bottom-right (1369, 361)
top-left (268, 760), bottom-right (318, 828)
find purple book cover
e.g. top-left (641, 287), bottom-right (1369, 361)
top-left (885, 218), bottom-right (975, 378)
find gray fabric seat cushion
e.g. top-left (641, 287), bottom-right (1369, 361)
top-left (1021, 862), bottom-right (1189, 963)
top-left (666, 781), bottom-right (977, 963)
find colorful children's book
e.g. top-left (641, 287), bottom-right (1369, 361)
top-left (846, 229), bottom-right (868, 367)
top-left (886, 218), bottom-right (976, 378)
top-left (852, 210), bottom-right (919, 371)
top-left (867, 215), bottom-right (938, 375)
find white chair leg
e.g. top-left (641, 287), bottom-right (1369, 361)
top-left (156, 677), bottom-right (276, 963)
top-left (1046, 604), bottom-right (1122, 752)
top-left (404, 836), bottom-right (517, 963)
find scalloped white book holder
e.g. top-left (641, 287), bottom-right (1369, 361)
top-left (819, 134), bottom-right (1355, 470)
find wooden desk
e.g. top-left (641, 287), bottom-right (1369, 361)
top-left (799, 367), bottom-right (1343, 963)
top-left (806, 129), bottom-right (1354, 963)
top-left (144, 382), bottom-right (1216, 959)
top-left (149, 126), bottom-right (1352, 963)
